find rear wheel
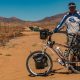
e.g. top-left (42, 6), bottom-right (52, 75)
top-left (26, 50), bottom-right (53, 76)
top-left (68, 53), bottom-right (80, 73)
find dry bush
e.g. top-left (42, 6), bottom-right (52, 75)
top-left (0, 26), bottom-right (24, 46)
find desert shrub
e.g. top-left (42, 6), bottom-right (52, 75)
top-left (0, 26), bottom-right (25, 46)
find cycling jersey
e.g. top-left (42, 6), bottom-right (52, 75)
top-left (54, 11), bottom-right (80, 33)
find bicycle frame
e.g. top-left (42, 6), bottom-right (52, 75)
top-left (40, 34), bottom-right (78, 65)
top-left (27, 31), bottom-right (80, 76)
top-left (41, 40), bottom-right (67, 65)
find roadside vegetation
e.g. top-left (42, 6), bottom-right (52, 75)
top-left (0, 26), bottom-right (24, 46)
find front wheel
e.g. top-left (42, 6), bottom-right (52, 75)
top-left (26, 50), bottom-right (53, 76)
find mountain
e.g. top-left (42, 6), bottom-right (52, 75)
top-left (38, 12), bottom-right (67, 23)
top-left (30, 12), bottom-right (67, 29)
top-left (0, 12), bottom-right (66, 28)
top-left (0, 12), bottom-right (66, 23)
top-left (0, 17), bottom-right (24, 22)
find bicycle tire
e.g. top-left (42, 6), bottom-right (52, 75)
top-left (26, 50), bottom-right (53, 76)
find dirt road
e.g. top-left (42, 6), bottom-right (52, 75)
top-left (0, 30), bottom-right (80, 80)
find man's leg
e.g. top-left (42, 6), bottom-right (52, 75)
top-left (67, 34), bottom-right (73, 47)
top-left (64, 34), bottom-right (73, 59)
top-left (67, 34), bottom-right (76, 72)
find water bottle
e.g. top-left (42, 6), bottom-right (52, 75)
top-left (58, 58), bottom-right (64, 66)
top-left (56, 47), bottom-right (64, 66)
top-left (56, 47), bottom-right (63, 54)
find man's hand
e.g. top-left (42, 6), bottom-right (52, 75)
top-left (54, 28), bottom-right (58, 33)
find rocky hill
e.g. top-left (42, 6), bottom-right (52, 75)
top-left (0, 12), bottom-right (66, 28)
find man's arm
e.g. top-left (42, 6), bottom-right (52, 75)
top-left (54, 14), bottom-right (68, 33)
top-left (77, 11), bottom-right (80, 19)
top-left (77, 12), bottom-right (80, 26)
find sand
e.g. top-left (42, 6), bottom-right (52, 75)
top-left (0, 29), bottom-right (80, 80)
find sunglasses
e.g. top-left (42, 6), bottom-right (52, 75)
top-left (69, 6), bottom-right (76, 8)
top-left (69, 6), bottom-right (76, 9)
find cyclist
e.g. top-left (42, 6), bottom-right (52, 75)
top-left (54, 2), bottom-right (80, 46)
top-left (53, 2), bottom-right (80, 70)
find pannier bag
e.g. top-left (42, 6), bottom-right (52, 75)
top-left (33, 53), bottom-right (48, 69)
top-left (40, 29), bottom-right (49, 40)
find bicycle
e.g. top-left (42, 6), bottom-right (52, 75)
top-left (26, 29), bottom-right (80, 76)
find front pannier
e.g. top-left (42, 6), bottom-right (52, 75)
top-left (33, 53), bottom-right (48, 69)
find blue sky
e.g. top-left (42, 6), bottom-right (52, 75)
top-left (0, 0), bottom-right (80, 21)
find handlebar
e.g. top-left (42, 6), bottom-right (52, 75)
top-left (47, 31), bottom-right (54, 36)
